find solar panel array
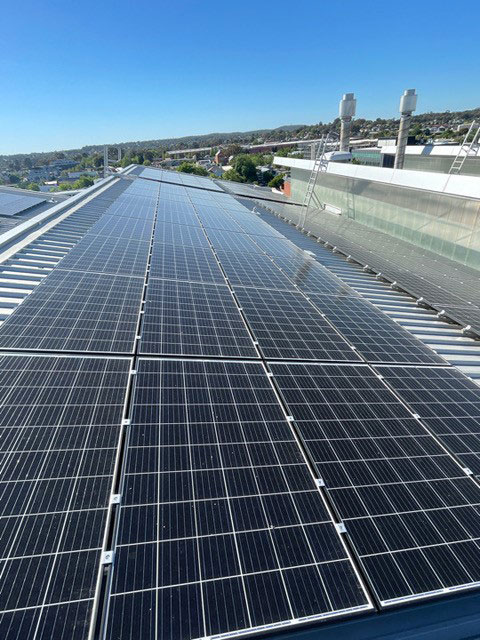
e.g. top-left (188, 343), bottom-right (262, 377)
top-left (2, 169), bottom-right (480, 639)
top-left (0, 192), bottom-right (47, 217)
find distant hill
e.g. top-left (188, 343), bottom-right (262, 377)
top-left (1, 106), bottom-right (479, 170)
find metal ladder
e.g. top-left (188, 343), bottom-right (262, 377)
top-left (449, 121), bottom-right (480, 174)
top-left (300, 132), bottom-right (337, 229)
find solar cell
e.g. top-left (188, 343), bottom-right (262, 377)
top-left (233, 287), bottom-right (361, 362)
top-left (307, 294), bottom-right (447, 365)
top-left (0, 270), bottom-right (144, 353)
top-left (105, 359), bottom-right (372, 640)
top-left (139, 279), bottom-right (258, 358)
top-left (0, 354), bottom-right (130, 636)
top-left (377, 366), bottom-right (480, 476)
top-left (57, 235), bottom-right (150, 277)
top-left (271, 362), bottom-right (480, 606)
top-left (149, 244), bottom-right (225, 284)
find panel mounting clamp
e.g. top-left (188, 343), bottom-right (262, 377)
top-left (110, 494), bottom-right (121, 505)
top-left (286, 416), bottom-right (295, 422)
top-left (315, 478), bottom-right (325, 487)
top-left (101, 550), bottom-right (114, 565)
top-left (463, 467), bottom-right (473, 476)
top-left (336, 522), bottom-right (347, 534)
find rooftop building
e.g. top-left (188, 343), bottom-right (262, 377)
top-left (0, 163), bottom-right (480, 640)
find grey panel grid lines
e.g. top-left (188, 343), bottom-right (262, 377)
top-left (234, 286), bottom-right (361, 362)
top-left (271, 362), bottom-right (480, 606)
top-left (377, 366), bottom-right (480, 476)
top-left (149, 244), bottom-right (225, 284)
top-left (307, 294), bottom-right (448, 365)
top-left (105, 359), bottom-right (372, 640)
top-left (139, 279), bottom-right (258, 358)
top-left (0, 270), bottom-right (144, 353)
top-left (0, 354), bottom-right (130, 639)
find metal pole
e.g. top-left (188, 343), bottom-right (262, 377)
top-left (339, 93), bottom-right (356, 152)
top-left (394, 89), bottom-right (417, 170)
top-left (103, 145), bottom-right (108, 178)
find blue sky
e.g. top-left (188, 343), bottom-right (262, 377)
top-left (1, 0), bottom-right (478, 155)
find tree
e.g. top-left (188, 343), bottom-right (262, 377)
top-left (176, 162), bottom-right (208, 176)
top-left (221, 169), bottom-right (245, 183)
top-left (231, 155), bottom-right (257, 182)
top-left (268, 174), bottom-right (284, 189)
top-left (7, 174), bottom-right (21, 184)
top-left (26, 182), bottom-right (40, 191)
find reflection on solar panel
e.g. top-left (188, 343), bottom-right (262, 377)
top-left (272, 255), bottom-right (356, 295)
top-left (307, 294), bottom-right (447, 365)
top-left (377, 366), bottom-right (480, 476)
top-left (0, 270), bottom-right (143, 353)
top-left (234, 287), bottom-right (360, 362)
top-left (272, 362), bottom-right (480, 606)
top-left (139, 279), bottom-right (258, 357)
top-left (140, 167), bottom-right (225, 191)
top-left (0, 192), bottom-right (46, 217)
top-left (0, 354), bottom-right (130, 637)
top-left (149, 244), bottom-right (225, 284)
top-left (105, 359), bottom-right (372, 639)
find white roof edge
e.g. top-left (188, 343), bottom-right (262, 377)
top-left (273, 156), bottom-right (480, 199)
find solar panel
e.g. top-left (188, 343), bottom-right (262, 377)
top-left (215, 250), bottom-right (295, 290)
top-left (0, 270), bottom-right (144, 353)
top-left (0, 192), bottom-right (46, 217)
top-left (88, 214), bottom-right (154, 242)
top-left (376, 366), bottom-right (480, 476)
top-left (57, 235), bottom-right (150, 277)
top-left (149, 244), bottom-right (225, 284)
top-left (104, 359), bottom-right (372, 640)
top-left (271, 362), bottom-right (480, 606)
top-left (0, 354), bottom-right (130, 637)
top-left (153, 222), bottom-right (210, 248)
top-left (306, 294), bottom-right (448, 365)
top-left (233, 287), bottom-right (361, 362)
top-left (139, 279), bottom-right (258, 358)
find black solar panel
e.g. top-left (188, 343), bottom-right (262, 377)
top-left (307, 294), bottom-right (448, 365)
top-left (377, 366), bottom-right (480, 476)
top-left (57, 235), bottom-right (150, 277)
top-left (216, 251), bottom-right (295, 290)
top-left (88, 214), bottom-right (154, 242)
top-left (139, 279), bottom-right (258, 358)
top-left (149, 244), bottom-right (225, 284)
top-left (0, 270), bottom-right (143, 353)
top-left (105, 359), bottom-right (372, 639)
top-left (0, 354), bottom-right (130, 637)
top-left (153, 222), bottom-right (210, 248)
top-left (271, 362), bottom-right (480, 606)
top-left (234, 287), bottom-right (360, 362)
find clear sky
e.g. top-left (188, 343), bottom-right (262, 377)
top-left (1, 0), bottom-right (478, 155)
